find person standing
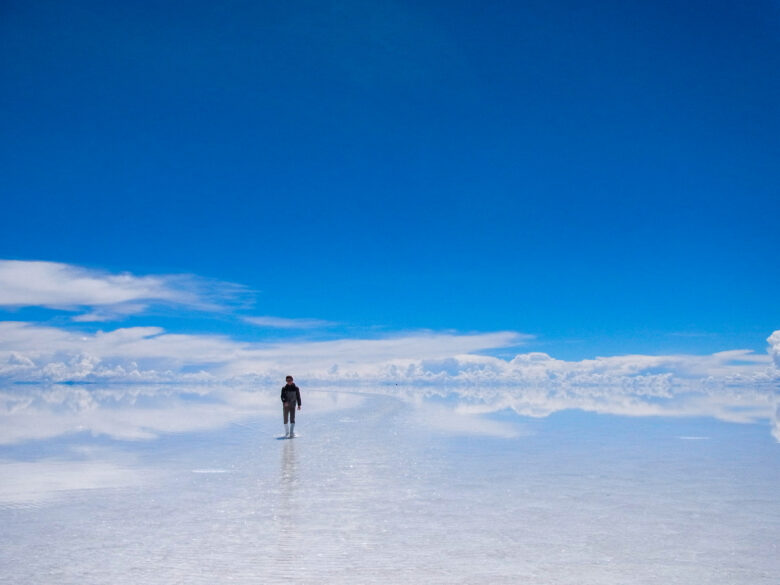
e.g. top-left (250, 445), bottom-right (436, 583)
top-left (281, 375), bottom-right (302, 438)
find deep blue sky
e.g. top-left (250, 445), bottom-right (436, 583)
top-left (2, 0), bottom-right (778, 358)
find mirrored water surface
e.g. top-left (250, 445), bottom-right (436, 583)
top-left (1, 384), bottom-right (778, 584)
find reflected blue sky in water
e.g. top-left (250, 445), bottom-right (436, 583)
top-left (1, 384), bottom-right (778, 584)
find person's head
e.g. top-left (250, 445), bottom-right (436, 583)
top-left (285, 375), bottom-right (294, 384)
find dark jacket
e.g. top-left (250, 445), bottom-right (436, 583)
top-left (281, 383), bottom-right (301, 406)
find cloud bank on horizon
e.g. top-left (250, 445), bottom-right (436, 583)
top-left (1, 260), bottom-right (778, 392)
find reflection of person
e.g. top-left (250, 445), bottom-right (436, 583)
top-left (281, 375), bottom-right (302, 438)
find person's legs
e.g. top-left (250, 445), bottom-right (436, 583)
top-left (282, 401), bottom-right (298, 437)
top-left (285, 402), bottom-right (297, 436)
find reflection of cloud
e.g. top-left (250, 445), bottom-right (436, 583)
top-left (0, 260), bottom-right (245, 318)
top-left (448, 384), bottom-right (778, 428)
top-left (2, 379), bottom-right (777, 446)
top-left (1, 323), bottom-right (778, 439)
top-left (0, 459), bottom-right (145, 505)
top-left (0, 385), bottom-right (268, 444)
top-left (0, 385), bottom-right (365, 445)
top-left (410, 403), bottom-right (522, 438)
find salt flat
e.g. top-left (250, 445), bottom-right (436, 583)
top-left (1, 386), bottom-right (778, 584)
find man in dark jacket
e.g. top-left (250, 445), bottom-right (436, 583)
top-left (281, 375), bottom-right (302, 438)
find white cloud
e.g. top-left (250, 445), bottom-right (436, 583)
top-left (3, 322), bottom-right (777, 437)
top-left (1, 260), bottom-right (777, 440)
top-left (243, 315), bottom-right (336, 329)
top-left (5, 260), bottom-right (773, 391)
top-left (0, 321), bottom-right (529, 383)
top-left (0, 320), bottom-right (776, 398)
top-left (768, 330), bottom-right (780, 369)
top-left (0, 260), bottom-right (245, 318)
top-left (71, 303), bottom-right (150, 322)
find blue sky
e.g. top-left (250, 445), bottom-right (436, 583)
top-left (1, 0), bottom-right (779, 365)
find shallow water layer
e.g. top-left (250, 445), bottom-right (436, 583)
top-left (1, 385), bottom-right (778, 584)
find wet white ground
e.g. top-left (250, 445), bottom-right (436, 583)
top-left (1, 387), bottom-right (779, 584)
